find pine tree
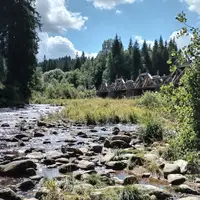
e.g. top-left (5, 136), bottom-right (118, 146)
top-left (73, 53), bottom-right (82, 70)
top-left (42, 55), bottom-right (47, 72)
top-left (141, 40), bottom-right (152, 73)
top-left (128, 38), bottom-right (133, 55)
top-left (0, 54), bottom-right (5, 82)
top-left (63, 57), bottom-right (70, 72)
top-left (80, 51), bottom-right (86, 65)
top-left (132, 40), bottom-right (142, 79)
top-left (152, 40), bottom-right (159, 74)
top-left (0, 0), bottom-right (41, 101)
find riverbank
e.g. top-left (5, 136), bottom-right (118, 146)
top-left (0, 100), bottom-right (199, 200)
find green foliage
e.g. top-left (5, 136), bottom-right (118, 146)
top-left (139, 117), bottom-right (163, 144)
top-left (161, 12), bottom-right (200, 160)
top-left (119, 186), bottom-right (150, 200)
top-left (138, 91), bottom-right (166, 109)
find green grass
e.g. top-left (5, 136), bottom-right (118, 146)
top-left (39, 96), bottom-right (175, 129)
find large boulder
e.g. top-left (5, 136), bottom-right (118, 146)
top-left (110, 140), bottom-right (129, 148)
top-left (61, 146), bottom-right (83, 156)
top-left (167, 174), bottom-right (186, 185)
top-left (90, 145), bottom-right (103, 154)
top-left (111, 135), bottom-right (131, 144)
top-left (105, 161), bottom-right (127, 170)
top-left (0, 160), bottom-right (37, 177)
top-left (163, 163), bottom-right (180, 177)
top-left (177, 197), bottom-right (200, 200)
top-left (174, 184), bottom-right (200, 195)
top-left (174, 160), bottom-right (189, 174)
top-left (123, 175), bottom-right (138, 185)
top-left (59, 163), bottom-right (78, 173)
top-left (18, 180), bottom-right (35, 191)
top-left (0, 188), bottom-right (22, 200)
top-left (78, 160), bottom-right (95, 170)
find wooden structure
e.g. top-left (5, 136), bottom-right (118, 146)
top-left (97, 67), bottom-right (186, 98)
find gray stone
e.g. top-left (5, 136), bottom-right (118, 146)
top-left (163, 163), bottom-right (180, 177)
top-left (167, 174), bottom-right (186, 185)
top-left (35, 187), bottom-right (50, 199)
top-left (26, 152), bottom-right (44, 160)
top-left (174, 184), bottom-right (200, 195)
top-left (55, 158), bottom-right (69, 164)
top-left (111, 135), bottom-right (131, 144)
top-left (110, 140), bottom-right (129, 148)
top-left (59, 163), bottom-right (78, 173)
top-left (78, 160), bottom-right (95, 170)
top-left (105, 161), bottom-right (127, 170)
top-left (90, 145), bottom-right (103, 153)
top-left (18, 180), bottom-right (35, 191)
top-left (177, 197), bottom-right (200, 200)
top-left (174, 159), bottom-right (189, 174)
top-left (0, 160), bottom-right (37, 177)
top-left (144, 153), bottom-right (158, 162)
top-left (0, 188), bottom-right (22, 200)
top-left (123, 175), bottom-right (138, 185)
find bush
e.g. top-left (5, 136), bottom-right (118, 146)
top-left (120, 186), bottom-right (150, 200)
top-left (139, 119), bottom-right (163, 144)
top-left (138, 91), bottom-right (166, 109)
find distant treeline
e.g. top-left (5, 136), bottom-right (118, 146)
top-left (38, 35), bottom-right (179, 89)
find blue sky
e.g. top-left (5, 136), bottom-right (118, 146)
top-left (36, 0), bottom-right (200, 61)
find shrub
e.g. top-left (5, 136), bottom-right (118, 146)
top-left (139, 119), bottom-right (163, 144)
top-left (138, 91), bottom-right (166, 109)
top-left (119, 186), bottom-right (150, 200)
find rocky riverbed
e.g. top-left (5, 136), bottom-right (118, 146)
top-left (0, 104), bottom-right (200, 200)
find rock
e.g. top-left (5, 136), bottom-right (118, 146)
top-left (30, 175), bottom-right (43, 181)
top-left (195, 178), bottom-right (200, 183)
top-left (101, 153), bottom-right (115, 164)
top-left (90, 129), bottom-right (98, 133)
top-left (105, 161), bottom-right (127, 170)
top-left (18, 180), bottom-right (35, 191)
top-left (163, 163), bottom-right (180, 177)
top-left (112, 127), bottom-right (120, 135)
top-left (59, 163), bottom-right (78, 173)
top-left (178, 197), bottom-right (200, 200)
top-left (111, 135), bottom-right (131, 144)
top-left (174, 159), bottom-right (189, 174)
top-left (1, 123), bottom-right (10, 127)
top-left (104, 139), bottom-right (111, 148)
top-left (142, 173), bottom-right (151, 178)
top-left (43, 140), bottom-right (51, 144)
top-left (144, 153), bottom-right (158, 162)
top-left (33, 132), bottom-right (45, 137)
top-left (26, 152), bottom-right (44, 160)
top-left (0, 160), bottom-right (37, 177)
top-left (134, 184), bottom-right (172, 199)
top-left (78, 160), bottom-right (95, 170)
top-left (174, 184), bottom-right (200, 195)
top-left (167, 174), bottom-right (186, 185)
top-left (61, 146), bottom-right (83, 156)
top-left (19, 142), bottom-right (25, 147)
top-left (45, 151), bottom-right (63, 160)
top-left (55, 158), bottom-right (69, 164)
top-left (25, 168), bottom-right (36, 176)
top-left (129, 155), bottom-right (144, 166)
top-left (130, 138), bottom-right (142, 146)
top-left (123, 175), bottom-right (138, 185)
top-left (35, 187), bottom-right (50, 199)
top-left (43, 159), bottom-right (55, 166)
top-left (77, 131), bottom-right (88, 138)
top-left (110, 140), bottom-right (129, 148)
top-left (15, 134), bottom-right (29, 140)
top-left (0, 188), bottom-right (22, 200)
top-left (90, 145), bottom-right (103, 153)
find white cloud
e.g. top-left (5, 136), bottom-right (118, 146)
top-left (170, 31), bottom-right (192, 49)
top-left (36, 0), bottom-right (88, 33)
top-left (116, 10), bottom-right (122, 14)
top-left (181, 0), bottom-right (200, 15)
top-left (37, 33), bottom-right (97, 62)
top-left (87, 0), bottom-right (137, 9)
top-left (134, 35), bottom-right (154, 47)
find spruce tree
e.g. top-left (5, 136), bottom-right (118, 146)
top-left (141, 40), bottom-right (152, 74)
top-left (0, 0), bottom-right (41, 101)
top-left (132, 40), bottom-right (141, 79)
top-left (152, 40), bottom-right (159, 74)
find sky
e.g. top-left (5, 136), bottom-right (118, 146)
top-left (36, 0), bottom-right (200, 61)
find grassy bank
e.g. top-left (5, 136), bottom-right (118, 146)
top-left (37, 92), bottom-right (176, 129)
